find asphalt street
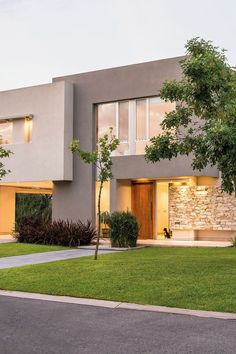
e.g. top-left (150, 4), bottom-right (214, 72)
top-left (0, 295), bottom-right (235, 354)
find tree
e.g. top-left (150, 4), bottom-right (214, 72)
top-left (0, 145), bottom-right (12, 179)
top-left (70, 128), bottom-right (119, 260)
top-left (145, 38), bottom-right (236, 195)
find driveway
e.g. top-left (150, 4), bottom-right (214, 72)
top-left (0, 296), bottom-right (235, 354)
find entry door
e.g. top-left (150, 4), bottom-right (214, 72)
top-left (131, 183), bottom-right (154, 239)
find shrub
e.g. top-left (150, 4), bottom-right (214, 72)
top-left (15, 193), bottom-right (52, 224)
top-left (231, 236), bottom-right (236, 247)
top-left (109, 211), bottom-right (139, 248)
top-left (14, 216), bottom-right (96, 247)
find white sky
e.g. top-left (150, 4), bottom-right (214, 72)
top-left (0, 0), bottom-right (235, 91)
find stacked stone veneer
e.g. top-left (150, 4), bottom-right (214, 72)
top-left (169, 186), bottom-right (236, 231)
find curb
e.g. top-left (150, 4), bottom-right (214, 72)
top-left (0, 290), bottom-right (235, 320)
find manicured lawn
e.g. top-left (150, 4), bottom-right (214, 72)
top-left (0, 247), bottom-right (235, 312)
top-left (0, 243), bottom-right (68, 258)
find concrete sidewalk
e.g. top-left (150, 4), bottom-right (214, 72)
top-left (0, 248), bottom-right (121, 269)
top-left (0, 235), bottom-right (15, 244)
top-left (0, 290), bottom-right (235, 320)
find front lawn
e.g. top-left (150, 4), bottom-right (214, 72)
top-left (0, 247), bottom-right (235, 312)
top-left (0, 243), bottom-right (68, 258)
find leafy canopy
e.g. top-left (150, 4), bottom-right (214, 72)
top-left (0, 146), bottom-right (12, 179)
top-left (70, 128), bottom-right (119, 182)
top-left (70, 128), bottom-right (119, 259)
top-left (145, 38), bottom-right (236, 195)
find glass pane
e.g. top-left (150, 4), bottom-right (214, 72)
top-left (135, 141), bottom-right (148, 155)
top-left (114, 143), bottom-right (129, 156)
top-left (119, 101), bottom-right (128, 141)
top-left (97, 103), bottom-right (116, 141)
top-left (149, 98), bottom-right (175, 138)
top-left (0, 121), bottom-right (13, 144)
top-left (136, 99), bottom-right (146, 140)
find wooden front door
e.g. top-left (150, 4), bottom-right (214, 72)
top-left (131, 182), bottom-right (154, 239)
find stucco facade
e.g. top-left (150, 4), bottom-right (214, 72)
top-left (0, 57), bottom-right (234, 241)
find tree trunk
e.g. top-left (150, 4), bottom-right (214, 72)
top-left (94, 181), bottom-right (103, 260)
top-left (234, 177), bottom-right (236, 198)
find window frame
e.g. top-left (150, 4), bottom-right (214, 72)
top-left (97, 97), bottom-right (175, 156)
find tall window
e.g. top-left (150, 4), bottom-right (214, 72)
top-left (97, 97), bottom-right (175, 156)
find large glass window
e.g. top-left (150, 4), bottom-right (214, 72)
top-left (97, 103), bottom-right (116, 140)
top-left (118, 101), bottom-right (129, 141)
top-left (97, 97), bottom-right (175, 156)
top-left (0, 121), bottom-right (13, 144)
top-left (149, 98), bottom-right (175, 138)
top-left (136, 99), bottom-right (146, 140)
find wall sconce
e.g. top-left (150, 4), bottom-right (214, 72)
top-left (24, 115), bottom-right (33, 143)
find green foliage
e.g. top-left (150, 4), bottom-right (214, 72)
top-left (16, 193), bottom-right (52, 225)
top-left (100, 211), bottom-right (110, 228)
top-left (231, 236), bottom-right (236, 247)
top-left (70, 128), bottom-right (119, 259)
top-left (0, 243), bottom-right (67, 258)
top-left (109, 211), bottom-right (139, 248)
top-left (70, 128), bottom-right (119, 183)
top-left (145, 37), bottom-right (236, 195)
top-left (15, 217), bottom-right (96, 247)
top-left (0, 145), bottom-right (12, 179)
top-left (1, 247), bottom-right (236, 312)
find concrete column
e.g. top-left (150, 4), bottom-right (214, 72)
top-left (110, 179), bottom-right (131, 213)
top-left (0, 186), bottom-right (16, 235)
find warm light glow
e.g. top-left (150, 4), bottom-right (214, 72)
top-left (95, 181), bottom-right (110, 226)
top-left (24, 117), bottom-right (33, 143)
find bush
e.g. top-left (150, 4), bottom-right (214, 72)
top-left (16, 193), bottom-right (52, 224)
top-left (109, 211), bottom-right (139, 248)
top-left (231, 236), bottom-right (236, 247)
top-left (14, 217), bottom-right (96, 247)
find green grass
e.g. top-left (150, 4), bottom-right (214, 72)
top-left (0, 247), bottom-right (235, 312)
top-left (0, 243), bottom-right (68, 258)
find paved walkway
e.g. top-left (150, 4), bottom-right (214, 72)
top-left (138, 239), bottom-right (231, 247)
top-left (0, 249), bottom-right (121, 269)
top-left (94, 238), bottom-right (231, 248)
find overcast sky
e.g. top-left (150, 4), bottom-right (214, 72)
top-left (0, 0), bottom-right (235, 91)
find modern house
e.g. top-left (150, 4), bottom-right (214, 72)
top-left (0, 57), bottom-right (236, 242)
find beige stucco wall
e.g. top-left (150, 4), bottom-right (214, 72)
top-left (110, 179), bottom-right (131, 213)
top-left (0, 81), bottom-right (73, 182)
top-left (169, 185), bottom-right (236, 239)
top-left (0, 186), bottom-right (15, 234)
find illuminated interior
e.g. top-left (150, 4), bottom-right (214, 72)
top-left (94, 177), bottom-right (219, 240)
top-left (0, 180), bottom-right (52, 235)
top-left (95, 181), bottom-right (110, 227)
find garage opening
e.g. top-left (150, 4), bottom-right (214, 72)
top-left (0, 181), bottom-right (52, 235)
